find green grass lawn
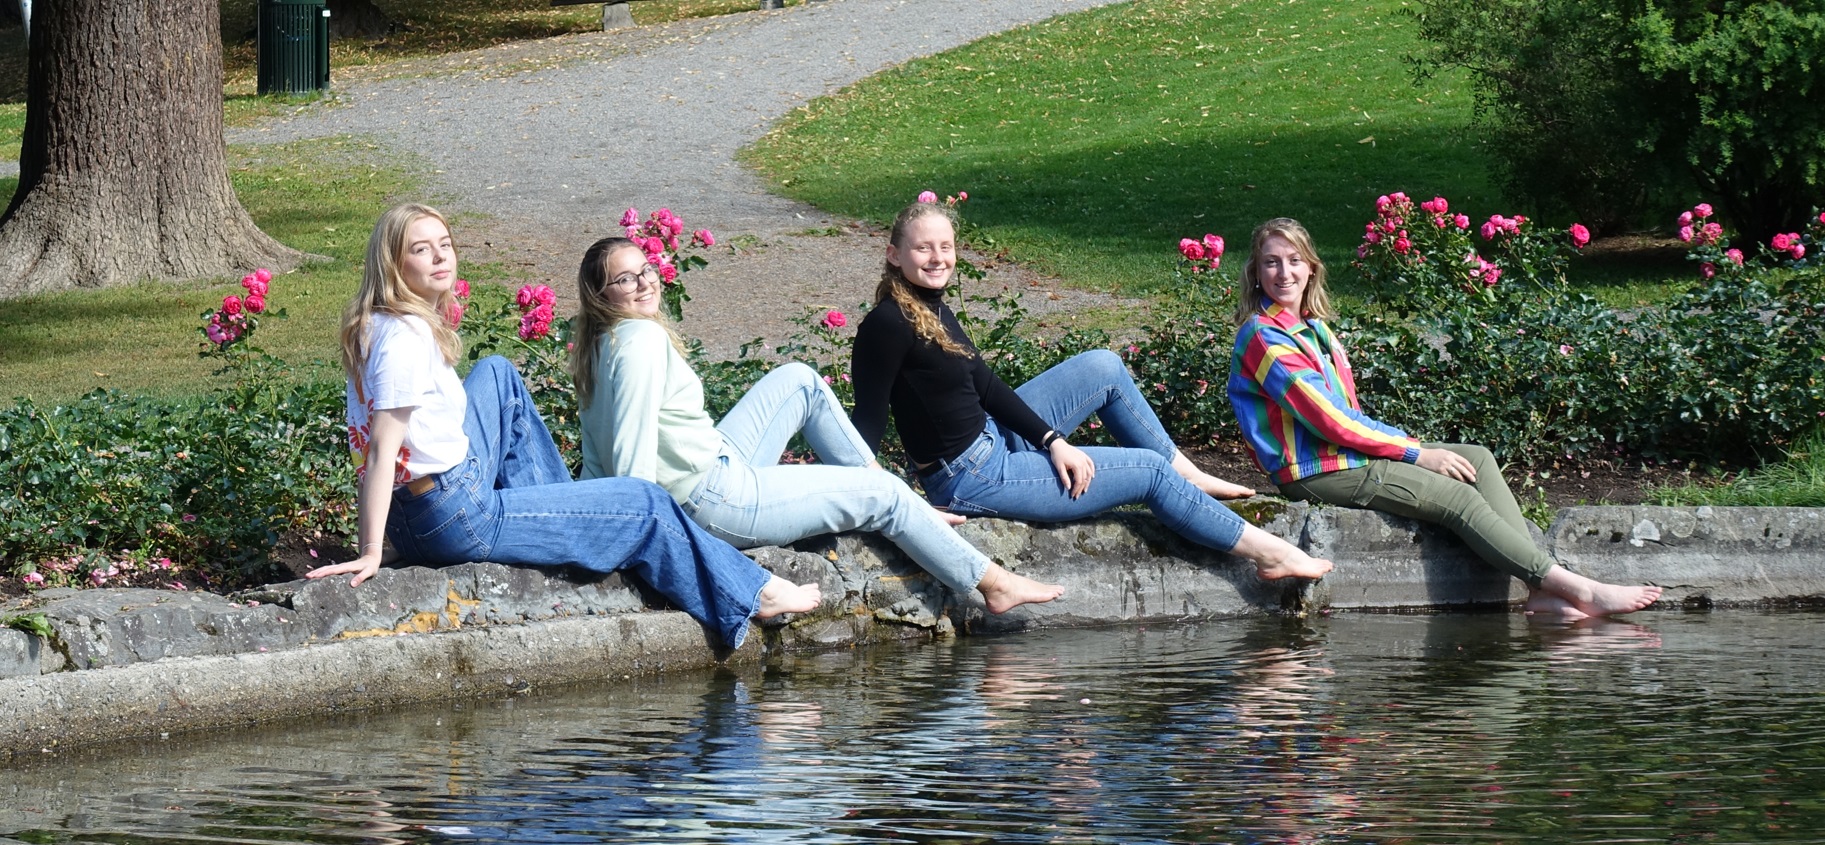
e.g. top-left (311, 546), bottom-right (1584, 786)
top-left (0, 138), bottom-right (424, 404)
top-left (743, 0), bottom-right (1676, 302)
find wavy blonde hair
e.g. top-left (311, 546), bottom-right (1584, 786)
top-left (340, 203), bottom-right (463, 385)
top-left (569, 237), bottom-right (687, 411)
top-left (873, 201), bottom-right (972, 358)
top-left (1235, 217), bottom-right (1335, 325)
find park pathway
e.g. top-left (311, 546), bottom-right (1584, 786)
top-left (234, 0), bottom-right (1132, 354)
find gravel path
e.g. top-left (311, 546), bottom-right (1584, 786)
top-left (232, 0), bottom-right (1138, 356)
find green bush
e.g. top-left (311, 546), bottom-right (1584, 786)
top-left (1412, 0), bottom-right (1825, 239)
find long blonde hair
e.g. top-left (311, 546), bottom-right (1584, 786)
top-left (873, 201), bottom-right (972, 358)
top-left (340, 203), bottom-right (463, 384)
top-left (1235, 217), bottom-right (1335, 325)
top-left (569, 237), bottom-right (687, 410)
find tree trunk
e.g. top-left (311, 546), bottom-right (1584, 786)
top-left (0, 0), bottom-right (301, 300)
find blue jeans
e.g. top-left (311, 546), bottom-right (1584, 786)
top-left (682, 363), bottom-right (988, 594)
top-left (918, 350), bottom-right (1247, 552)
top-left (385, 356), bottom-right (773, 648)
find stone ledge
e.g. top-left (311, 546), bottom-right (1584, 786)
top-left (4, 503), bottom-right (1823, 757)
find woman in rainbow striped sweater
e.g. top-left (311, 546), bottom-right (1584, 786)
top-left (1226, 218), bottom-right (1662, 618)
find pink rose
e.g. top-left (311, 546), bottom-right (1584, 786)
top-left (659, 263), bottom-right (678, 283)
top-left (1694, 203), bottom-right (1713, 219)
top-left (516, 285), bottom-right (536, 308)
top-left (1390, 191), bottom-right (1409, 204)
top-left (1818, 212), bottom-right (1825, 225)
top-left (693, 229), bottom-right (715, 247)
top-left (536, 286), bottom-right (556, 307)
top-left (1700, 222), bottom-right (1722, 245)
top-left (821, 310), bottom-right (848, 329)
top-left (448, 301), bottom-right (465, 327)
top-left (1558, 344), bottom-right (1573, 356)
top-left (454, 278), bottom-right (471, 299)
top-left (1569, 223), bottom-right (1591, 249)
top-left (1678, 225), bottom-right (1694, 243)
top-left (1453, 214), bottom-right (1470, 230)
top-left (957, 191), bottom-right (969, 201)
top-left (1772, 233), bottom-right (1793, 251)
top-left (1726, 248), bottom-right (1745, 266)
top-left (1393, 234), bottom-right (1412, 255)
top-left (1178, 238), bottom-right (1205, 260)
top-left (1483, 265), bottom-right (1502, 287)
top-left (1677, 211), bottom-right (1693, 227)
top-left (917, 191), bottom-right (938, 204)
top-left (1480, 220), bottom-right (1499, 241)
top-left (222, 295), bottom-right (243, 315)
top-left (1793, 244), bottom-right (1807, 260)
top-left (1700, 262), bottom-right (1717, 280)
top-left (1356, 243), bottom-right (1371, 259)
top-left (518, 313), bottom-right (549, 341)
top-left (1203, 234), bottom-right (1225, 257)
top-left (245, 295), bottom-right (266, 314)
top-left (619, 208), bottom-right (641, 227)
top-left (21, 571), bottom-right (43, 585)
top-left (1375, 195), bottom-right (1393, 214)
top-left (254, 268), bottom-right (273, 284)
top-left (1364, 229), bottom-right (1382, 245)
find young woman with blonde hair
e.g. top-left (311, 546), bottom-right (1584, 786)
top-left (850, 201), bottom-right (1332, 582)
top-left (1227, 217), bottom-right (1661, 617)
top-left (307, 204), bottom-right (820, 648)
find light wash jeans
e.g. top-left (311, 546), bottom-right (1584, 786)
top-left (386, 356), bottom-right (773, 648)
top-left (681, 363), bottom-right (990, 595)
top-left (918, 350), bottom-right (1247, 552)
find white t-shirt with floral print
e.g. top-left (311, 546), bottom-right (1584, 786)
top-left (346, 313), bottom-right (468, 484)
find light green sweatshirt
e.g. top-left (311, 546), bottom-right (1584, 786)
top-left (577, 319), bottom-right (721, 502)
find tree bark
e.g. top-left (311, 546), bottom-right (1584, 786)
top-left (0, 0), bottom-right (301, 300)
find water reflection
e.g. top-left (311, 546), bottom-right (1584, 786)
top-left (3, 611), bottom-right (1824, 844)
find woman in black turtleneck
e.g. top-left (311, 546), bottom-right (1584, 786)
top-left (849, 200), bottom-right (1332, 582)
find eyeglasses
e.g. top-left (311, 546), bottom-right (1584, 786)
top-left (606, 265), bottom-right (660, 292)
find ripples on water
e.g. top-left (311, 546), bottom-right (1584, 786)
top-left (4, 611), bottom-right (1824, 844)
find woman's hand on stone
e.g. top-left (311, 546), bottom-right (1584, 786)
top-left (1049, 439), bottom-right (1096, 498)
top-left (1416, 447), bottom-right (1477, 483)
top-left (306, 553), bottom-right (383, 587)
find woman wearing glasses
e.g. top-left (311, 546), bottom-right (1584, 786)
top-left (571, 237), bottom-right (1064, 613)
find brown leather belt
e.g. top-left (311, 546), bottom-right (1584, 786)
top-left (404, 474), bottom-right (437, 496)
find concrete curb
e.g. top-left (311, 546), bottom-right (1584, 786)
top-left (4, 503), bottom-right (1822, 758)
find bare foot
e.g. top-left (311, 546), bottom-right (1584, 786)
top-left (1171, 451), bottom-right (1257, 499)
top-left (976, 563), bottom-right (1065, 614)
top-left (1539, 566), bottom-right (1663, 617)
top-left (755, 575), bottom-right (821, 619)
top-left (1230, 525), bottom-right (1332, 580)
top-left (1523, 589), bottom-right (1589, 619)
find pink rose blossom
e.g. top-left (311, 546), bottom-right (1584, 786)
top-left (245, 295), bottom-right (266, 314)
top-left (1726, 248), bottom-right (1745, 266)
top-left (1202, 234), bottom-right (1224, 257)
top-left (1700, 262), bottom-right (1717, 280)
top-left (1178, 238), bottom-right (1205, 260)
top-left (957, 191), bottom-right (969, 201)
top-left (222, 295), bottom-right (243, 315)
top-left (1569, 224), bottom-right (1591, 249)
top-left (1393, 234), bottom-right (1412, 255)
top-left (254, 268), bottom-right (273, 284)
top-left (620, 208), bottom-right (641, 227)
top-left (1375, 195), bottom-right (1393, 214)
top-left (1356, 244), bottom-right (1371, 259)
top-left (821, 310), bottom-right (848, 329)
top-left (22, 571), bottom-right (44, 585)
top-left (1364, 229), bottom-right (1382, 245)
top-left (1390, 191), bottom-right (1408, 204)
top-left (1700, 222), bottom-right (1723, 245)
top-left (1693, 203), bottom-right (1713, 219)
top-left (454, 278), bottom-right (471, 299)
top-left (1421, 197), bottom-right (1449, 215)
top-left (205, 321), bottom-right (229, 345)
top-left (917, 191), bottom-right (938, 204)
top-left (1453, 214), bottom-right (1470, 230)
top-left (659, 263), bottom-right (678, 283)
top-left (1793, 244), bottom-right (1807, 260)
top-left (1772, 233), bottom-right (1794, 251)
top-left (1558, 344), bottom-right (1573, 356)
top-left (1677, 211), bottom-right (1693, 227)
top-left (448, 301), bottom-right (465, 326)
top-left (1480, 220), bottom-right (1499, 241)
top-left (1678, 225), bottom-right (1694, 243)
top-left (693, 229), bottom-right (715, 247)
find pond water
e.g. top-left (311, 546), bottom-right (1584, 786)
top-left (4, 610), bottom-right (1824, 844)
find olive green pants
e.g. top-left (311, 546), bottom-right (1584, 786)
top-left (1278, 443), bottom-right (1550, 587)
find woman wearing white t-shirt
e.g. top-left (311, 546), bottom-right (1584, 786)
top-left (305, 203), bottom-right (820, 649)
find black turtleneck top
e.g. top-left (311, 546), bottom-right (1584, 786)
top-left (849, 287), bottom-right (1054, 465)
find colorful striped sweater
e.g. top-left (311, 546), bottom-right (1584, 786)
top-left (1227, 304), bottom-right (1421, 485)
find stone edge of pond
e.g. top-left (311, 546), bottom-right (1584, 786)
top-left (4, 503), bottom-right (1824, 759)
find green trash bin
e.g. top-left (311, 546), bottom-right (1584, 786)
top-left (257, 0), bottom-right (330, 96)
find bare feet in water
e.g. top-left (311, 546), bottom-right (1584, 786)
top-left (756, 575), bottom-right (822, 618)
top-left (1231, 525), bottom-right (1333, 580)
top-left (976, 563), bottom-right (1065, 614)
top-left (1529, 566), bottom-right (1663, 618)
